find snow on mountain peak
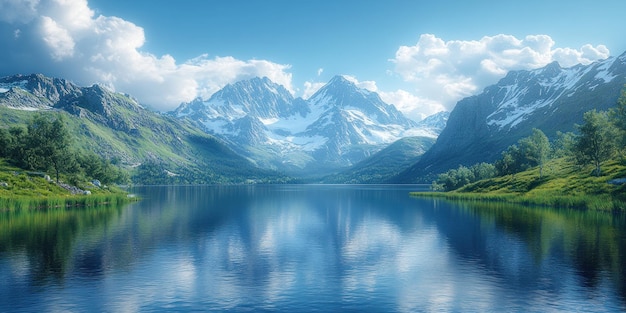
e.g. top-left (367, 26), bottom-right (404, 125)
top-left (486, 55), bottom-right (624, 130)
top-left (0, 79), bottom-right (28, 93)
top-left (172, 75), bottom-right (440, 171)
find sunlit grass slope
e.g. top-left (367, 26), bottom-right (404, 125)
top-left (412, 158), bottom-right (626, 211)
top-left (0, 160), bottom-right (131, 211)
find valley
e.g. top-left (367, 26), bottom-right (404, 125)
top-left (1, 51), bottom-right (625, 193)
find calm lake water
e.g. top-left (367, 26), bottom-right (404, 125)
top-left (1, 185), bottom-right (626, 312)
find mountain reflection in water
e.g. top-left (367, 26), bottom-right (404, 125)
top-left (1, 185), bottom-right (624, 312)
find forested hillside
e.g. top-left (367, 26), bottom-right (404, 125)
top-left (424, 88), bottom-right (626, 210)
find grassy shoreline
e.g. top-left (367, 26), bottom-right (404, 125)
top-left (0, 193), bottom-right (134, 211)
top-left (411, 158), bottom-right (626, 211)
top-left (0, 160), bottom-right (136, 211)
top-left (410, 191), bottom-right (625, 211)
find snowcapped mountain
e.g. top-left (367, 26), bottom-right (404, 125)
top-left (174, 77), bottom-right (307, 120)
top-left (0, 73), bottom-right (83, 110)
top-left (0, 73), bottom-right (278, 184)
top-left (395, 50), bottom-right (626, 183)
top-left (173, 75), bottom-right (446, 173)
top-left (415, 110), bottom-right (450, 134)
top-left (0, 73), bottom-right (145, 131)
top-left (485, 56), bottom-right (625, 130)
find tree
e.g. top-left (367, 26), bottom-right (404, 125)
top-left (495, 144), bottom-right (523, 176)
top-left (77, 152), bottom-right (130, 184)
top-left (25, 114), bottom-right (75, 183)
top-left (435, 166), bottom-right (473, 191)
top-left (552, 131), bottom-right (576, 158)
top-left (494, 129), bottom-right (552, 178)
top-left (433, 163), bottom-right (496, 191)
top-left (611, 86), bottom-right (626, 131)
top-left (471, 162), bottom-right (496, 181)
top-left (610, 86), bottom-right (626, 152)
top-left (574, 110), bottom-right (618, 176)
top-left (7, 126), bottom-right (27, 168)
top-left (519, 128), bottom-right (551, 178)
top-left (0, 128), bottom-right (9, 158)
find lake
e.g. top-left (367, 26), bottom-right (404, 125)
top-left (1, 185), bottom-right (625, 312)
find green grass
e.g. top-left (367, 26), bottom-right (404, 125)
top-left (0, 194), bottom-right (131, 211)
top-left (411, 158), bottom-right (626, 211)
top-left (0, 160), bottom-right (135, 211)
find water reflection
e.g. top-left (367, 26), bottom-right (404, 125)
top-left (443, 201), bottom-right (626, 306)
top-left (0, 185), bottom-right (625, 312)
top-left (0, 205), bottom-right (125, 283)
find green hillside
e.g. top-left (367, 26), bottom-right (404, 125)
top-left (413, 158), bottom-right (626, 211)
top-left (322, 136), bottom-right (435, 183)
top-left (0, 75), bottom-right (294, 184)
top-left (0, 159), bottom-right (131, 211)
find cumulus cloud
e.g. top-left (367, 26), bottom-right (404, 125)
top-left (0, 0), bottom-right (39, 24)
top-left (40, 15), bottom-right (75, 60)
top-left (379, 89), bottom-right (446, 121)
top-left (342, 74), bottom-right (379, 92)
top-left (340, 75), bottom-right (444, 121)
top-left (302, 81), bottom-right (326, 99)
top-left (0, 0), bottom-right (294, 111)
top-left (391, 34), bottom-right (611, 112)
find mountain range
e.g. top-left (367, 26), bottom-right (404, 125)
top-left (0, 74), bottom-right (285, 184)
top-left (395, 50), bottom-right (626, 183)
top-left (1, 49), bottom-right (625, 185)
top-left (172, 75), bottom-right (447, 175)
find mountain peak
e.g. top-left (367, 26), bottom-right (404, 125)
top-left (223, 76), bottom-right (291, 97)
top-left (538, 61), bottom-right (562, 77)
top-left (172, 74), bottom-right (429, 172)
top-left (328, 75), bottom-right (353, 85)
top-left (395, 50), bottom-right (626, 183)
top-left (310, 75), bottom-right (371, 103)
top-left (175, 76), bottom-right (298, 121)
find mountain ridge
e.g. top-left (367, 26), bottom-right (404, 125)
top-left (0, 73), bottom-right (286, 184)
top-left (394, 51), bottom-right (626, 183)
top-left (172, 75), bottom-right (447, 174)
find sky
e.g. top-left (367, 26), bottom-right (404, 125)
top-left (1, 0), bottom-right (625, 120)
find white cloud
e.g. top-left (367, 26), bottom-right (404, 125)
top-left (40, 15), bottom-right (74, 60)
top-left (0, 2), bottom-right (614, 119)
top-left (0, 0), bottom-right (294, 111)
top-left (183, 55), bottom-right (294, 100)
top-left (343, 74), bottom-right (378, 92)
top-left (302, 81), bottom-right (326, 99)
top-left (379, 89), bottom-right (446, 121)
top-left (391, 34), bottom-right (611, 111)
top-left (339, 75), bottom-right (444, 121)
top-left (0, 0), bottom-right (39, 24)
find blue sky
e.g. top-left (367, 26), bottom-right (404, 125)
top-left (1, 0), bottom-right (625, 120)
